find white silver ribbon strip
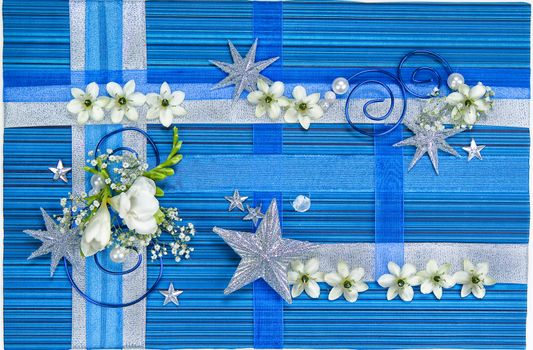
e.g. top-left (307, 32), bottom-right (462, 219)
top-left (122, 0), bottom-right (147, 71)
top-left (69, 0), bottom-right (85, 71)
top-left (309, 243), bottom-right (528, 284)
top-left (3, 98), bottom-right (530, 128)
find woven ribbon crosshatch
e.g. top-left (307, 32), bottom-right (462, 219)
top-left (2, 1), bottom-right (531, 349)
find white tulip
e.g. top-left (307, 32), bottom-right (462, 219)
top-left (453, 259), bottom-right (496, 299)
top-left (247, 79), bottom-right (289, 119)
top-left (324, 261), bottom-right (368, 302)
top-left (283, 85), bottom-right (323, 130)
top-left (416, 260), bottom-right (455, 299)
top-left (146, 82), bottom-right (187, 127)
top-left (105, 80), bottom-right (146, 123)
top-left (287, 258), bottom-right (324, 299)
top-left (445, 82), bottom-right (492, 127)
top-left (110, 176), bottom-right (159, 235)
top-left (67, 82), bottom-right (108, 124)
top-left (81, 203), bottom-right (112, 257)
top-left (377, 262), bottom-right (420, 302)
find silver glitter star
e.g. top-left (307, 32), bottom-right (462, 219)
top-left (393, 121), bottom-right (463, 175)
top-left (243, 204), bottom-right (265, 226)
top-left (225, 190), bottom-right (248, 212)
top-left (210, 39), bottom-right (279, 102)
top-left (160, 283), bottom-right (183, 306)
top-left (213, 199), bottom-right (319, 303)
top-left (49, 160), bottom-right (71, 183)
top-left (24, 208), bottom-right (83, 277)
top-left (462, 139), bottom-right (485, 161)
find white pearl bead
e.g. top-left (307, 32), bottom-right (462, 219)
top-left (90, 174), bottom-right (105, 191)
top-left (318, 100), bottom-right (330, 110)
top-left (332, 77), bottom-right (350, 95)
top-left (292, 195), bottom-right (311, 213)
top-left (447, 73), bottom-right (465, 90)
top-left (110, 246), bottom-right (128, 263)
top-left (324, 90), bottom-right (337, 104)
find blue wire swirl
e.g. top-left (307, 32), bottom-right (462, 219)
top-left (65, 126), bottom-right (165, 308)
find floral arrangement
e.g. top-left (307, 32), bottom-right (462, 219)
top-left (288, 258), bottom-right (496, 303)
top-left (56, 127), bottom-right (194, 262)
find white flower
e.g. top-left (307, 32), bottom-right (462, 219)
top-left (416, 260), bottom-right (455, 299)
top-left (287, 258), bottom-right (324, 299)
top-left (105, 80), bottom-right (146, 123)
top-left (81, 203), bottom-right (111, 257)
top-left (377, 262), bottom-right (420, 302)
top-left (453, 259), bottom-right (496, 299)
top-left (67, 82), bottom-right (108, 124)
top-left (283, 86), bottom-right (323, 130)
top-left (445, 82), bottom-right (492, 126)
top-left (324, 261), bottom-right (368, 302)
top-left (110, 176), bottom-right (159, 235)
top-left (146, 82), bottom-right (186, 127)
top-left (247, 80), bottom-right (289, 119)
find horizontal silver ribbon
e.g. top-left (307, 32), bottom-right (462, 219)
top-left (308, 242), bottom-right (528, 284)
top-left (4, 98), bottom-right (529, 128)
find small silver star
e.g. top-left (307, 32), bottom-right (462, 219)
top-left (210, 39), bottom-right (279, 102)
top-left (243, 204), bottom-right (265, 226)
top-left (49, 160), bottom-right (71, 183)
top-left (24, 208), bottom-right (83, 277)
top-left (225, 190), bottom-right (248, 212)
top-left (393, 121), bottom-right (463, 175)
top-left (462, 139), bottom-right (485, 161)
top-left (160, 283), bottom-right (183, 306)
top-left (213, 199), bottom-right (319, 303)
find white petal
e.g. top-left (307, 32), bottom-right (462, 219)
top-left (464, 105), bottom-right (477, 124)
top-left (257, 79), bottom-right (269, 93)
top-left (354, 281), bottom-right (368, 293)
top-left (453, 271), bottom-right (470, 284)
top-left (128, 92), bottom-right (146, 106)
top-left (311, 271), bottom-right (325, 282)
top-left (440, 275), bottom-right (456, 288)
top-left (159, 81), bottom-right (171, 97)
top-left (477, 262), bottom-right (489, 276)
top-left (146, 93), bottom-right (160, 107)
top-left (306, 105), bottom-right (324, 120)
top-left (125, 108), bottom-right (139, 121)
top-left (469, 84), bottom-right (486, 100)
top-left (106, 82), bottom-right (123, 97)
top-left (407, 275), bottom-right (421, 286)
top-left (343, 289), bottom-right (358, 303)
top-left (420, 281), bottom-right (433, 294)
top-left (438, 263), bottom-right (452, 274)
top-left (77, 110), bottom-right (90, 124)
top-left (328, 286), bottom-right (343, 301)
top-left (377, 274), bottom-right (396, 288)
top-left (304, 93), bottom-right (320, 105)
top-left (401, 263), bottom-right (417, 278)
top-left (386, 287), bottom-right (398, 300)
top-left (291, 282), bottom-right (304, 298)
top-left (255, 104), bottom-right (266, 118)
top-left (110, 108), bottom-right (124, 123)
top-left (299, 116), bottom-right (311, 130)
top-left (95, 97), bottom-right (110, 108)
top-left (123, 80), bottom-right (136, 96)
top-left (349, 267), bottom-right (364, 282)
top-left (292, 85), bottom-right (307, 100)
top-left (277, 96), bottom-right (290, 108)
top-left (464, 259), bottom-right (475, 272)
top-left (388, 262), bottom-right (401, 277)
top-left (283, 108), bottom-right (298, 123)
top-left (170, 105), bottom-right (187, 117)
top-left (287, 271), bottom-right (299, 284)
top-left (337, 261), bottom-right (350, 278)
top-left (266, 103), bottom-right (281, 120)
top-left (305, 280), bottom-right (320, 299)
top-left (399, 286), bottom-right (414, 302)
top-left (426, 260), bottom-right (439, 274)
top-left (146, 107), bottom-right (160, 120)
top-left (90, 106), bottom-right (105, 121)
top-left (445, 92), bottom-right (465, 105)
top-left (324, 272), bottom-right (342, 286)
top-left (247, 91), bottom-right (263, 104)
top-left (484, 275), bottom-right (496, 286)
top-left (472, 284), bottom-right (486, 299)
top-left (71, 87), bottom-right (85, 99)
top-left (304, 258), bottom-right (320, 274)
top-left (457, 83), bottom-right (470, 96)
top-left (461, 284), bottom-right (472, 297)
top-left (170, 91), bottom-right (185, 105)
top-left (433, 286), bottom-right (443, 300)
top-left (160, 108), bottom-right (174, 127)
top-left (290, 260), bottom-right (304, 273)
top-left (67, 99), bottom-right (83, 114)
top-left (86, 82), bottom-right (99, 99)
top-left (269, 81), bottom-right (285, 97)
top-left (473, 99), bottom-right (490, 112)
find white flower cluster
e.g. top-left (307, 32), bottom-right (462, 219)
top-left (288, 259), bottom-right (496, 303)
top-left (247, 80), bottom-right (324, 130)
top-left (67, 81), bottom-right (186, 127)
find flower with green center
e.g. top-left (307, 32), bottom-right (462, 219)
top-left (247, 80), bottom-right (289, 120)
top-left (324, 261), bottom-right (368, 303)
top-left (105, 80), bottom-right (146, 123)
top-left (377, 262), bottom-right (421, 302)
top-left (287, 258), bottom-right (323, 299)
top-left (416, 259), bottom-right (456, 299)
top-left (67, 82), bottom-right (108, 124)
top-left (453, 259), bottom-right (496, 299)
top-left (146, 82), bottom-right (187, 128)
top-left (284, 85), bottom-right (324, 130)
top-left (445, 82), bottom-right (493, 127)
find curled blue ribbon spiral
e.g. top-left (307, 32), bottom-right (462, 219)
top-left (65, 127), bottom-right (164, 308)
top-left (345, 50), bottom-right (453, 137)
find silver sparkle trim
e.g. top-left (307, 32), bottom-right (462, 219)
top-left (213, 199), bottom-right (319, 304)
top-left (49, 159), bottom-right (72, 183)
top-left (122, 0), bottom-right (147, 70)
top-left (160, 283), bottom-right (183, 306)
top-left (463, 138), bottom-right (486, 161)
top-left (393, 121), bottom-right (463, 175)
top-left (243, 204), bottom-right (265, 225)
top-left (69, 0), bottom-right (85, 71)
top-left (24, 209), bottom-right (83, 277)
top-left (224, 189), bottom-right (248, 212)
top-left (210, 39), bottom-right (279, 102)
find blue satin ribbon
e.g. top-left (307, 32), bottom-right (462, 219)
top-left (374, 124), bottom-right (404, 277)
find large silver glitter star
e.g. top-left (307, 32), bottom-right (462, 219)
top-left (393, 121), bottom-right (463, 175)
top-left (159, 283), bottom-right (183, 306)
top-left (213, 199), bottom-right (319, 303)
top-left (210, 39), bottom-right (279, 102)
top-left (225, 189), bottom-right (248, 212)
top-left (49, 159), bottom-right (71, 183)
top-left (243, 204), bottom-right (265, 226)
top-left (462, 138), bottom-right (485, 161)
top-left (24, 208), bottom-right (83, 277)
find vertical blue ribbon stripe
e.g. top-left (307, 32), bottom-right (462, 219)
top-left (374, 125), bottom-right (404, 277)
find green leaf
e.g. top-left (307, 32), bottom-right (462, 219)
top-left (155, 186), bottom-right (164, 197)
top-left (154, 209), bottom-right (165, 224)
